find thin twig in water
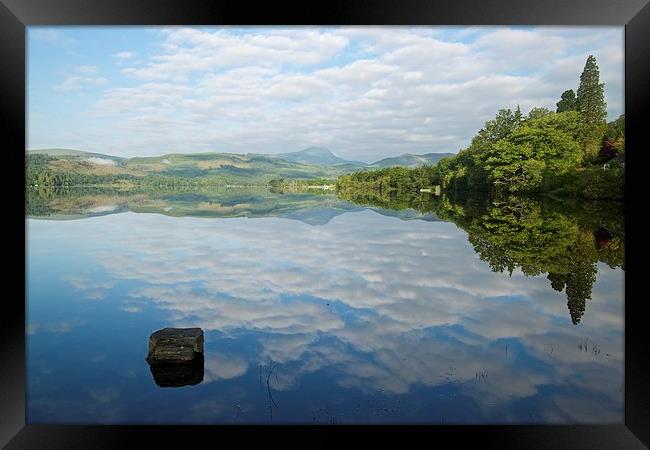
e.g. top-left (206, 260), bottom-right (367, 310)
top-left (263, 357), bottom-right (280, 421)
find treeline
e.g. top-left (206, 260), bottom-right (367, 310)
top-left (434, 108), bottom-right (624, 198)
top-left (25, 154), bottom-right (72, 188)
top-left (337, 166), bottom-right (434, 198)
top-left (268, 177), bottom-right (336, 192)
top-left (25, 159), bottom-right (256, 190)
top-left (26, 158), bottom-right (336, 191)
top-left (336, 55), bottom-right (624, 200)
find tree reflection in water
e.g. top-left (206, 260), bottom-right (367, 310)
top-left (338, 190), bottom-right (624, 325)
top-left (27, 185), bottom-right (624, 325)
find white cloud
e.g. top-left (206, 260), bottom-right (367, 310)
top-left (113, 51), bottom-right (135, 59)
top-left (31, 26), bottom-right (624, 162)
top-left (54, 76), bottom-right (108, 92)
top-left (120, 28), bottom-right (349, 82)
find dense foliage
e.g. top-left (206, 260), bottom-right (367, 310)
top-left (336, 55), bottom-right (624, 200)
top-left (268, 177), bottom-right (336, 192)
top-left (25, 154), bottom-right (71, 188)
top-left (556, 89), bottom-right (577, 113)
top-left (337, 166), bottom-right (435, 199)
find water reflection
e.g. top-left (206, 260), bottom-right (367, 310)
top-left (338, 190), bottom-right (624, 326)
top-left (147, 355), bottom-right (204, 388)
top-left (26, 188), bottom-right (624, 424)
top-left (26, 186), bottom-right (361, 224)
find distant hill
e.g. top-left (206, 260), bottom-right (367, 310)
top-left (26, 148), bottom-right (456, 185)
top-left (28, 148), bottom-right (124, 163)
top-left (275, 147), bottom-right (455, 170)
top-left (26, 148), bottom-right (353, 184)
top-left (276, 147), bottom-right (364, 167)
top-left (369, 153), bottom-right (455, 168)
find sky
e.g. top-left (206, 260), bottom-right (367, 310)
top-left (27, 26), bottom-right (624, 163)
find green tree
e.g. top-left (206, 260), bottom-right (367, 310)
top-left (526, 107), bottom-right (553, 121)
top-left (336, 56), bottom-right (620, 200)
top-left (483, 140), bottom-right (546, 194)
top-left (509, 123), bottom-right (583, 173)
top-left (474, 108), bottom-right (522, 146)
top-left (603, 114), bottom-right (625, 155)
top-left (576, 55), bottom-right (607, 162)
top-left (481, 119), bottom-right (582, 195)
top-left (605, 114), bottom-right (625, 141)
top-left (556, 89), bottom-right (577, 113)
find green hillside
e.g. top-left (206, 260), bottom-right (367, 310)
top-left (26, 149), bottom-right (358, 187)
top-left (26, 147), bottom-right (456, 188)
top-left (369, 152), bottom-right (455, 168)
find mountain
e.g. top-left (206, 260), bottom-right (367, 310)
top-left (276, 147), bottom-right (364, 167)
top-left (275, 147), bottom-right (455, 169)
top-left (27, 148), bottom-right (457, 186)
top-left (369, 152), bottom-right (455, 168)
top-left (27, 148), bottom-right (355, 184)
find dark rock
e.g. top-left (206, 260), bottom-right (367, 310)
top-left (146, 327), bottom-right (204, 364)
top-left (148, 354), bottom-right (204, 387)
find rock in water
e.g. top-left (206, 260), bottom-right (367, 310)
top-left (146, 327), bottom-right (204, 364)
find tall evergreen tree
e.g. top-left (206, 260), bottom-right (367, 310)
top-left (556, 89), bottom-right (577, 112)
top-left (576, 55), bottom-right (607, 162)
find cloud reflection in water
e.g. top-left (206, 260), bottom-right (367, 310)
top-left (26, 207), bottom-right (623, 423)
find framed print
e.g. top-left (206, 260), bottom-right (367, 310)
top-left (2, 0), bottom-right (648, 448)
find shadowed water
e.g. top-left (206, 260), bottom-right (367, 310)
top-left (26, 188), bottom-right (624, 424)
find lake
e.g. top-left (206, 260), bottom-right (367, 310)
top-left (26, 188), bottom-right (624, 424)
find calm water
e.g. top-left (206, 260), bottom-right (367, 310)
top-left (26, 189), bottom-right (624, 424)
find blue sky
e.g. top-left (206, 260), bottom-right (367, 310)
top-left (28, 26), bottom-right (624, 162)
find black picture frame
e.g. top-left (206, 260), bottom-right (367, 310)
top-left (2, 0), bottom-right (648, 448)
